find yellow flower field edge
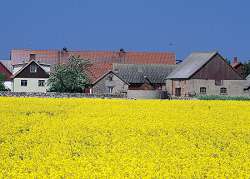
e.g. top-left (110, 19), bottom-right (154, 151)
top-left (0, 97), bottom-right (250, 178)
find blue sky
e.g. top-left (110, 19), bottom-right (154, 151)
top-left (0, 0), bottom-right (250, 61)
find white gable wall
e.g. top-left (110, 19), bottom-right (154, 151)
top-left (13, 78), bottom-right (49, 93)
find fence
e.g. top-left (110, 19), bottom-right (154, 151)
top-left (0, 92), bottom-right (126, 99)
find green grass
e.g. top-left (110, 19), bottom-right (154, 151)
top-left (196, 95), bottom-right (250, 101)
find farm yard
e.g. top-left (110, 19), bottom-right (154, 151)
top-left (1, 98), bottom-right (250, 178)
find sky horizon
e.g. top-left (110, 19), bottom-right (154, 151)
top-left (1, 0), bottom-right (250, 62)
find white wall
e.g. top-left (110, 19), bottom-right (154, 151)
top-left (166, 79), bottom-right (250, 97)
top-left (187, 79), bottom-right (250, 96)
top-left (4, 81), bottom-right (12, 91)
top-left (13, 78), bottom-right (49, 93)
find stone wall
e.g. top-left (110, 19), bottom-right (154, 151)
top-left (92, 73), bottom-right (128, 94)
top-left (127, 90), bottom-right (168, 99)
top-left (0, 92), bottom-right (125, 99)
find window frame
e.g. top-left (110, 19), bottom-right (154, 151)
top-left (220, 87), bottom-right (227, 95)
top-left (21, 80), bottom-right (27, 87)
top-left (108, 87), bottom-right (113, 94)
top-left (200, 87), bottom-right (207, 95)
top-left (30, 64), bottom-right (37, 73)
top-left (38, 80), bottom-right (45, 87)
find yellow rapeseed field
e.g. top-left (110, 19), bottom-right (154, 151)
top-left (1, 97), bottom-right (250, 178)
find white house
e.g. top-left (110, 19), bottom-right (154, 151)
top-left (12, 60), bottom-right (51, 92)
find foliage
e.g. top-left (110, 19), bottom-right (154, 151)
top-left (0, 73), bottom-right (6, 91)
top-left (1, 98), bottom-right (250, 178)
top-left (48, 56), bottom-right (92, 93)
top-left (242, 61), bottom-right (250, 78)
top-left (197, 95), bottom-right (250, 101)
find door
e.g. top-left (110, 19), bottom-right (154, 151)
top-left (175, 88), bottom-right (181, 97)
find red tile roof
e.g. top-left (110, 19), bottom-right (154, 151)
top-left (11, 49), bottom-right (176, 81)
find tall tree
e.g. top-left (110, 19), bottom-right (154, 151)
top-left (48, 56), bottom-right (92, 93)
top-left (0, 73), bottom-right (6, 91)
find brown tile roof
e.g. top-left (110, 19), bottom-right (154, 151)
top-left (11, 49), bottom-right (176, 81)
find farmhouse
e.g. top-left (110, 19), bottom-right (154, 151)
top-left (0, 60), bottom-right (12, 90)
top-left (11, 60), bottom-right (51, 92)
top-left (92, 64), bottom-right (177, 99)
top-left (166, 52), bottom-right (249, 97)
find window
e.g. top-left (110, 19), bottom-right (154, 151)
top-left (21, 80), bottom-right (27, 86)
top-left (108, 87), bottom-right (113, 94)
top-left (215, 80), bottom-right (223, 86)
top-left (200, 87), bottom-right (206, 95)
top-left (220, 88), bottom-right (227, 95)
top-left (30, 64), bottom-right (37, 73)
top-left (108, 75), bottom-right (113, 81)
top-left (38, 80), bottom-right (45, 87)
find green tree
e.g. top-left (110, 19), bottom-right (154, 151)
top-left (242, 61), bottom-right (250, 78)
top-left (48, 56), bottom-right (92, 93)
top-left (0, 73), bottom-right (6, 91)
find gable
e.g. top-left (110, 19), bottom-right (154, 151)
top-left (14, 61), bottom-right (49, 78)
top-left (191, 54), bottom-right (243, 80)
top-left (92, 71), bottom-right (128, 85)
top-left (167, 52), bottom-right (217, 79)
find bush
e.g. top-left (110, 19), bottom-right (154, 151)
top-left (0, 73), bottom-right (6, 91)
top-left (196, 95), bottom-right (250, 101)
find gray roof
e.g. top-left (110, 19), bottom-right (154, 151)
top-left (167, 51), bottom-right (217, 79)
top-left (0, 60), bottom-right (12, 72)
top-left (246, 74), bottom-right (250, 80)
top-left (112, 63), bottom-right (177, 84)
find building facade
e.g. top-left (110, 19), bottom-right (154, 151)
top-left (166, 52), bottom-right (249, 97)
top-left (92, 64), bottom-right (177, 99)
top-left (92, 71), bottom-right (129, 95)
top-left (12, 61), bottom-right (50, 93)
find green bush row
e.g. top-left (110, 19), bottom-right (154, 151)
top-left (196, 95), bottom-right (250, 101)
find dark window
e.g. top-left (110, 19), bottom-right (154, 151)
top-left (200, 87), bottom-right (206, 95)
top-left (108, 87), bottom-right (113, 94)
top-left (108, 75), bottom-right (113, 81)
top-left (215, 80), bottom-right (223, 86)
top-left (175, 88), bottom-right (181, 97)
top-left (30, 54), bottom-right (36, 60)
top-left (21, 80), bottom-right (27, 86)
top-left (220, 88), bottom-right (227, 95)
top-left (30, 64), bottom-right (37, 73)
top-left (38, 80), bottom-right (45, 87)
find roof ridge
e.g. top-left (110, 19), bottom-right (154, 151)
top-left (11, 49), bottom-right (175, 54)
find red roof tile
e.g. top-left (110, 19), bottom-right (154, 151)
top-left (11, 49), bottom-right (176, 81)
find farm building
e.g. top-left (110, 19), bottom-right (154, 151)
top-left (166, 52), bottom-right (249, 97)
top-left (11, 49), bottom-right (176, 82)
top-left (92, 64), bottom-right (177, 99)
top-left (11, 60), bottom-right (51, 92)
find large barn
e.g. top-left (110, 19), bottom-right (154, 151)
top-left (166, 52), bottom-right (249, 97)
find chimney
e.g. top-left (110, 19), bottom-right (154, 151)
top-left (29, 54), bottom-right (36, 61)
top-left (233, 57), bottom-right (238, 65)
